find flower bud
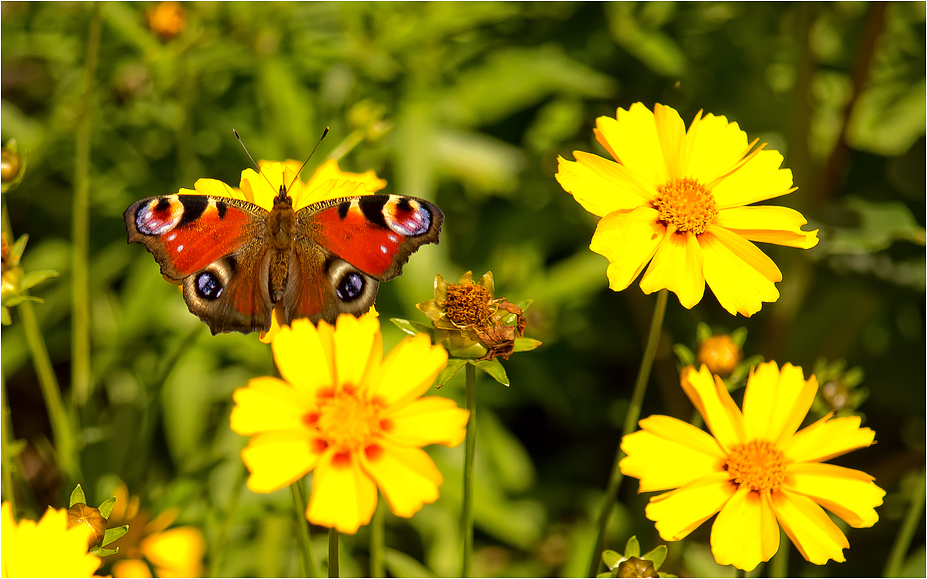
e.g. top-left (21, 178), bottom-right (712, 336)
top-left (67, 503), bottom-right (106, 547)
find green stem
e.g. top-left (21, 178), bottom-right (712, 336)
top-left (769, 529), bottom-right (788, 578)
top-left (461, 362), bottom-right (477, 577)
top-left (292, 479), bottom-right (317, 578)
top-left (1, 368), bottom-right (17, 512)
top-left (20, 299), bottom-right (80, 482)
top-left (587, 289), bottom-right (668, 577)
top-left (327, 129), bottom-right (364, 163)
top-left (71, 2), bottom-right (102, 407)
top-left (370, 499), bottom-right (385, 577)
top-left (208, 461), bottom-right (247, 577)
top-left (328, 527), bottom-right (340, 578)
top-left (883, 469), bottom-right (926, 577)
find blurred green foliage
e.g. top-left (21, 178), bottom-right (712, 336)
top-left (2, 2), bottom-right (924, 577)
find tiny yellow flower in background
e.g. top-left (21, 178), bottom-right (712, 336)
top-left (231, 314), bottom-right (469, 534)
top-left (619, 362), bottom-right (884, 571)
top-left (146, 1), bottom-right (186, 41)
top-left (2, 502), bottom-right (102, 577)
top-left (556, 102), bottom-right (819, 317)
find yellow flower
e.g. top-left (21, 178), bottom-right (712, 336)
top-left (230, 314), bottom-right (470, 534)
top-left (696, 334), bottom-right (743, 377)
top-left (619, 362), bottom-right (884, 571)
top-left (146, 1), bottom-right (186, 41)
top-left (1, 502), bottom-right (102, 577)
top-left (556, 103), bottom-right (818, 317)
top-left (106, 484), bottom-right (206, 578)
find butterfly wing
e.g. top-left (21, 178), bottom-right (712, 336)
top-left (285, 194), bottom-right (443, 324)
top-left (124, 194), bottom-right (275, 334)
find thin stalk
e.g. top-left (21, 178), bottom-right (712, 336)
top-left (461, 362), bottom-right (477, 577)
top-left (883, 469), bottom-right (926, 577)
top-left (1, 369), bottom-right (17, 512)
top-left (370, 499), bottom-right (385, 577)
top-left (71, 2), bottom-right (103, 407)
top-left (208, 461), bottom-right (247, 577)
top-left (292, 479), bottom-right (318, 578)
top-left (327, 129), bottom-right (364, 163)
top-left (586, 289), bottom-right (668, 577)
top-left (769, 529), bottom-right (788, 578)
top-left (328, 527), bottom-right (340, 578)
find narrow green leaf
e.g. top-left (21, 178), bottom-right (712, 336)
top-left (436, 358), bottom-right (467, 386)
top-left (69, 484), bottom-right (86, 508)
top-left (643, 544), bottom-right (668, 569)
top-left (90, 546), bottom-right (119, 558)
top-left (624, 535), bottom-right (641, 558)
top-left (20, 270), bottom-right (59, 291)
top-left (474, 358), bottom-right (509, 386)
top-left (513, 337), bottom-right (541, 352)
top-left (601, 549), bottom-right (622, 570)
top-left (3, 295), bottom-right (44, 307)
top-left (389, 317), bottom-right (435, 338)
top-left (97, 496), bottom-right (117, 519)
top-left (101, 524), bottom-right (129, 547)
top-left (672, 343), bottom-right (694, 366)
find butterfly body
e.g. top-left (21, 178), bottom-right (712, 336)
top-left (125, 186), bottom-right (442, 334)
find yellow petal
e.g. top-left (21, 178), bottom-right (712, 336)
top-left (706, 225), bottom-right (781, 282)
top-left (685, 112), bottom-right (750, 187)
top-left (784, 462), bottom-right (884, 527)
top-left (187, 178), bottom-right (243, 202)
top-left (645, 472), bottom-right (733, 541)
top-left (680, 365), bottom-right (744, 451)
top-left (742, 362), bottom-right (817, 444)
top-left (141, 526), bottom-right (206, 578)
top-left (700, 229), bottom-right (780, 316)
top-left (781, 414), bottom-right (877, 464)
top-left (300, 159), bottom-right (385, 208)
top-left (639, 230), bottom-right (705, 308)
top-left (113, 559), bottom-right (154, 578)
top-left (620, 416), bottom-right (725, 492)
top-left (2, 506), bottom-right (101, 578)
top-left (555, 152), bottom-right (653, 217)
top-left (595, 103), bottom-right (669, 188)
top-left (589, 206), bottom-right (665, 291)
top-left (711, 148), bottom-right (794, 209)
top-left (360, 440), bottom-right (442, 518)
top-left (307, 450), bottom-right (378, 534)
top-left (230, 377), bottom-right (313, 435)
top-left (772, 489), bottom-right (850, 565)
top-left (653, 103), bottom-right (688, 179)
top-left (709, 487), bottom-right (780, 572)
top-left (238, 168), bottom-right (279, 210)
top-left (272, 319), bottom-right (335, 396)
top-left (382, 396), bottom-right (469, 448)
top-left (242, 430), bottom-right (321, 493)
top-left (332, 314), bottom-right (382, 393)
top-left (715, 205), bottom-right (819, 249)
top-left (375, 333), bottom-right (448, 408)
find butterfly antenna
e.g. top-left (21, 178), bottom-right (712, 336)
top-left (233, 129), bottom-right (278, 194)
top-left (287, 126), bottom-right (330, 193)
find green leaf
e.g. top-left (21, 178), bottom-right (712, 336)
top-left (1, 307), bottom-right (10, 325)
top-left (2, 295), bottom-right (44, 307)
top-left (384, 547), bottom-right (437, 578)
top-left (90, 545), bottom-right (119, 558)
top-left (643, 544), bottom-right (668, 569)
top-left (69, 484), bottom-right (86, 508)
top-left (601, 549), bottom-right (622, 570)
top-left (101, 524), bottom-right (129, 547)
top-left (624, 535), bottom-right (641, 558)
top-left (474, 358), bottom-right (509, 386)
top-left (513, 337), bottom-right (541, 352)
top-left (672, 343), bottom-right (694, 366)
top-left (389, 317), bottom-right (435, 338)
top-left (436, 358), bottom-right (467, 386)
top-left (20, 269), bottom-right (59, 291)
top-left (730, 327), bottom-right (748, 348)
top-left (825, 197), bottom-right (926, 254)
top-left (97, 496), bottom-right (117, 519)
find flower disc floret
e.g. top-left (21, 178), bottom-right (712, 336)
top-left (653, 177), bottom-right (718, 235)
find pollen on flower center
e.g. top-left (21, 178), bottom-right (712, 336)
top-left (723, 439), bottom-right (786, 493)
top-left (652, 177), bottom-right (718, 235)
top-left (445, 283), bottom-right (493, 327)
top-left (314, 388), bottom-right (382, 451)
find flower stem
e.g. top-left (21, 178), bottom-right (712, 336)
top-left (586, 289), bottom-right (668, 577)
top-left (370, 499), bottom-right (385, 577)
top-left (883, 468), bottom-right (926, 577)
top-left (462, 362), bottom-right (477, 577)
top-left (291, 479), bottom-right (318, 578)
top-left (769, 529), bottom-right (788, 578)
top-left (327, 129), bottom-right (364, 163)
top-left (209, 462), bottom-right (247, 577)
top-left (71, 2), bottom-right (102, 407)
top-left (329, 527), bottom-right (340, 578)
top-left (1, 369), bottom-right (17, 512)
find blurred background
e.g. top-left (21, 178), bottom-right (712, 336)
top-left (2, 2), bottom-right (924, 577)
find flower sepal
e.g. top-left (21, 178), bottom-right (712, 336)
top-left (598, 536), bottom-right (674, 578)
top-left (67, 484), bottom-right (128, 557)
top-left (674, 323), bottom-right (760, 388)
top-left (2, 233), bottom-right (59, 324)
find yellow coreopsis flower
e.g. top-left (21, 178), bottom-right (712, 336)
top-left (619, 362), bottom-right (885, 571)
top-left (556, 103), bottom-right (819, 317)
top-left (1, 502), bottom-right (102, 577)
top-left (230, 314), bottom-right (470, 534)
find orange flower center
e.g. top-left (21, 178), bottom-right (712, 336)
top-left (314, 387), bottom-right (383, 451)
top-left (652, 177), bottom-right (718, 235)
top-left (724, 439), bottom-right (786, 493)
top-left (445, 283), bottom-right (493, 327)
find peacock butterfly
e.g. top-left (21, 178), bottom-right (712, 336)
top-left (124, 174), bottom-right (443, 335)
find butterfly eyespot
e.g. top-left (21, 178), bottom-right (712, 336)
top-left (195, 271), bottom-right (223, 300)
top-left (335, 272), bottom-right (365, 301)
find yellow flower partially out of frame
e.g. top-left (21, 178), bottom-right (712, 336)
top-left (230, 314), bottom-right (470, 534)
top-left (619, 362), bottom-right (884, 571)
top-left (556, 103), bottom-right (818, 317)
top-left (2, 502), bottom-right (102, 578)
